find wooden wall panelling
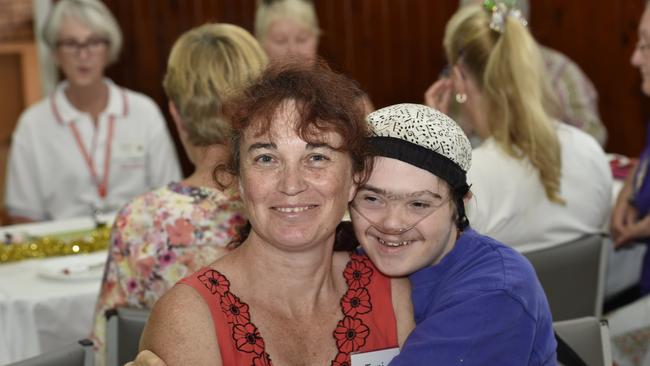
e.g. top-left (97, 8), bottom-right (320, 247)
top-left (530, 0), bottom-right (647, 156)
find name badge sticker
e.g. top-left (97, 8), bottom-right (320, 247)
top-left (351, 347), bottom-right (400, 366)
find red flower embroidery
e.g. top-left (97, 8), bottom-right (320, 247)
top-left (233, 322), bottom-right (265, 354)
top-left (333, 316), bottom-right (369, 353)
top-left (198, 269), bottom-right (230, 296)
top-left (331, 352), bottom-right (351, 366)
top-left (340, 287), bottom-right (372, 317)
top-left (343, 257), bottom-right (373, 289)
top-left (220, 292), bottom-right (250, 325)
top-left (253, 353), bottom-right (273, 366)
top-left (166, 218), bottom-right (194, 246)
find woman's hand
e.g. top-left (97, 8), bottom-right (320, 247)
top-left (423, 79), bottom-right (453, 115)
top-left (124, 350), bottom-right (166, 366)
top-left (611, 196), bottom-right (638, 246)
top-left (614, 213), bottom-right (650, 247)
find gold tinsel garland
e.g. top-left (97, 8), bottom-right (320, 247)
top-left (0, 225), bottom-right (111, 263)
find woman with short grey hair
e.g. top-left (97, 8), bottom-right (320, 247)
top-left (5, 0), bottom-right (181, 223)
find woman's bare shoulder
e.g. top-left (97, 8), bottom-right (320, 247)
top-left (140, 284), bottom-right (222, 365)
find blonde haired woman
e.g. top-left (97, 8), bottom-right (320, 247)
top-left (427, 2), bottom-right (611, 250)
top-left (254, 0), bottom-right (320, 63)
top-left (90, 23), bottom-right (267, 365)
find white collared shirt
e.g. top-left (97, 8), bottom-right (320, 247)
top-left (5, 79), bottom-right (182, 221)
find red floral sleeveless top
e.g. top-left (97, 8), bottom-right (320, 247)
top-left (178, 253), bottom-right (398, 366)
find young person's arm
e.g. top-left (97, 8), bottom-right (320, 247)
top-left (390, 291), bottom-right (555, 365)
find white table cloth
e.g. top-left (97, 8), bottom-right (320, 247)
top-left (0, 215), bottom-right (112, 365)
top-left (0, 252), bottom-right (106, 365)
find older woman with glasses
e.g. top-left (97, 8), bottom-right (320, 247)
top-left (4, 0), bottom-right (181, 223)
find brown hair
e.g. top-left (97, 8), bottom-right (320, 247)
top-left (222, 60), bottom-right (372, 184)
top-left (221, 60), bottom-right (373, 247)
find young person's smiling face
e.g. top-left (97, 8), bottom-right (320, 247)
top-left (350, 157), bottom-right (459, 277)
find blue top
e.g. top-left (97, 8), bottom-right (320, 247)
top-left (390, 229), bottom-right (557, 366)
top-left (632, 126), bottom-right (650, 217)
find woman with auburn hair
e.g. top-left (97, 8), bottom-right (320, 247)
top-left (132, 62), bottom-right (413, 365)
top-left (90, 23), bottom-right (267, 365)
top-left (427, 1), bottom-right (611, 250)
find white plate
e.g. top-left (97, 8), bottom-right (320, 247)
top-left (37, 253), bottom-right (106, 282)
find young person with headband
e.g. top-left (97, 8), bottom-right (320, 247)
top-left (350, 103), bottom-right (557, 365)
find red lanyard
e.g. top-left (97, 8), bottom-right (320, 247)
top-left (51, 87), bottom-right (126, 200)
top-left (68, 117), bottom-right (115, 199)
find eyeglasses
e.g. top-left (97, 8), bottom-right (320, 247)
top-left (56, 38), bottom-right (108, 56)
top-left (350, 188), bottom-right (450, 235)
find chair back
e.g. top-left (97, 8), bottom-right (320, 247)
top-left (105, 307), bottom-right (150, 366)
top-left (8, 339), bottom-right (94, 366)
top-left (521, 234), bottom-right (607, 321)
top-left (554, 317), bottom-right (612, 366)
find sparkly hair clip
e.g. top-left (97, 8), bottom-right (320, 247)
top-left (483, 0), bottom-right (528, 33)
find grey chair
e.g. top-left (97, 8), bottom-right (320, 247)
top-left (105, 307), bottom-right (150, 366)
top-left (520, 234), bottom-right (607, 321)
top-left (8, 339), bottom-right (94, 366)
top-left (555, 317), bottom-right (612, 366)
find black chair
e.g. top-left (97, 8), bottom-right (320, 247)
top-left (8, 339), bottom-right (94, 366)
top-left (105, 307), bottom-right (150, 366)
top-left (521, 234), bottom-right (607, 321)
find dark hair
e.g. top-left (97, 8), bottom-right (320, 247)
top-left (222, 60), bottom-right (373, 247)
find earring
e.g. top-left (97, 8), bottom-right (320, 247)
top-left (455, 93), bottom-right (467, 104)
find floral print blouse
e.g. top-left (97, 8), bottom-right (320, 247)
top-left (90, 182), bottom-right (246, 365)
top-left (180, 254), bottom-right (399, 365)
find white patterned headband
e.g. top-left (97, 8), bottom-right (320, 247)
top-left (484, 0), bottom-right (528, 34)
top-left (365, 103), bottom-right (473, 229)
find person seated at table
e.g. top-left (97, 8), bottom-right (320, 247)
top-left (426, 1), bottom-right (612, 250)
top-left (612, 0), bottom-right (650, 297)
top-left (255, 0), bottom-right (375, 114)
top-left (426, 0), bottom-right (608, 147)
top-left (134, 62), bottom-right (413, 365)
top-left (89, 23), bottom-right (267, 365)
top-left (346, 103), bottom-right (556, 365)
top-left (4, 0), bottom-right (181, 223)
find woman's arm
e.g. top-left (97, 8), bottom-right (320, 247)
top-left (139, 284), bottom-right (222, 366)
top-left (611, 163), bottom-right (640, 247)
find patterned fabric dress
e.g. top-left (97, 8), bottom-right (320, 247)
top-left (179, 254), bottom-right (398, 366)
top-left (90, 182), bottom-right (246, 366)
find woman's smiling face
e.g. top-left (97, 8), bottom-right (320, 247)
top-left (239, 99), bottom-right (356, 251)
